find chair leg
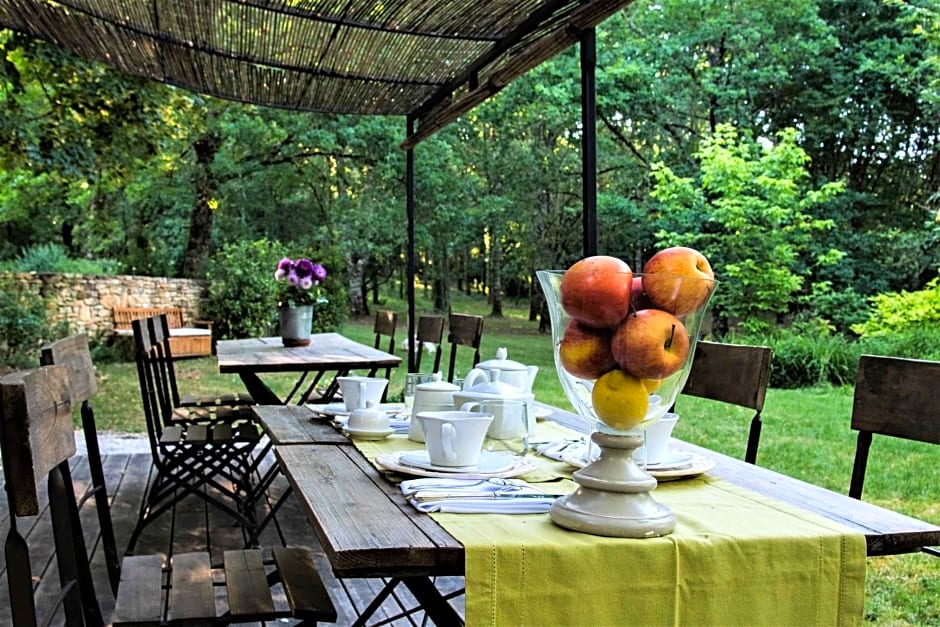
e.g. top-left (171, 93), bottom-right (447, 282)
top-left (744, 412), bottom-right (762, 465)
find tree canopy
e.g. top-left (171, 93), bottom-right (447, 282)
top-left (1, 0), bottom-right (938, 334)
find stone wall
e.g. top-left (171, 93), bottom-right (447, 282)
top-left (4, 272), bottom-right (208, 338)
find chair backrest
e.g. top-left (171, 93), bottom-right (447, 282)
top-left (445, 313), bottom-right (484, 382)
top-left (415, 314), bottom-right (445, 373)
top-left (132, 316), bottom-right (172, 452)
top-left (150, 312), bottom-right (184, 408)
top-left (849, 354), bottom-right (940, 500)
top-left (680, 340), bottom-right (773, 464)
top-left (40, 334), bottom-right (121, 595)
top-left (0, 366), bottom-right (104, 626)
top-left (373, 310), bottom-right (398, 353)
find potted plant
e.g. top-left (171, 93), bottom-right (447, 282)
top-left (275, 257), bottom-right (328, 346)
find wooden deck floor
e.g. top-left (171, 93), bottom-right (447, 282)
top-left (0, 438), bottom-right (465, 626)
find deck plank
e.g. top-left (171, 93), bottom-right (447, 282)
top-left (0, 444), bottom-right (466, 626)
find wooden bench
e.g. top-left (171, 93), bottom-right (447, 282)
top-left (113, 306), bottom-right (212, 357)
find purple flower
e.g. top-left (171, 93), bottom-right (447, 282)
top-left (275, 257), bottom-right (293, 280)
top-left (294, 258), bottom-right (315, 279)
top-left (311, 263), bottom-right (327, 282)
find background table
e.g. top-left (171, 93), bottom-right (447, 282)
top-left (217, 333), bottom-right (401, 404)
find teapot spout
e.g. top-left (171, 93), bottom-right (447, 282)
top-left (526, 365), bottom-right (539, 392)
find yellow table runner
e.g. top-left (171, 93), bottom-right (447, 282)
top-left (355, 423), bottom-right (866, 626)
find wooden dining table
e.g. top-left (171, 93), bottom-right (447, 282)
top-left (261, 403), bottom-right (940, 625)
top-left (216, 333), bottom-right (401, 405)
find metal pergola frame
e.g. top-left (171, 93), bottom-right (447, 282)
top-left (1, 0), bottom-right (628, 369)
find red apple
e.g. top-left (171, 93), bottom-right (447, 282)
top-left (642, 246), bottom-right (715, 316)
top-left (630, 276), bottom-right (655, 311)
top-left (558, 319), bottom-right (618, 380)
top-left (560, 256), bottom-right (633, 329)
top-left (611, 308), bottom-right (690, 380)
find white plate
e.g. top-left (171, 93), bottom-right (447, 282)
top-left (343, 426), bottom-right (395, 440)
top-left (399, 451), bottom-right (515, 474)
top-left (560, 450), bottom-right (715, 482)
top-left (376, 451), bottom-right (537, 479)
top-left (315, 402), bottom-right (405, 417)
top-left (646, 451), bottom-right (694, 470)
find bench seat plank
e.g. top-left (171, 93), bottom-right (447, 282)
top-left (167, 552), bottom-right (216, 622)
top-left (112, 555), bottom-right (165, 625)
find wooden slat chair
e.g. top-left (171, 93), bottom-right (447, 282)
top-left (415, 314), bottom-right (445, 373)
top-left (40, 334), bottom-right (122, 596)
top-left (849, 354), bottom-right (940, 558)
top-left (679, 341), bottom-right (773, 465)
top-left (445, 313), bottom-right (485, 383)
top-left (152, 312), bottom-right (254, 414)
top-left (126, 317), bottom-right (264, 555)
top-left (369, 310), bottom-right (398, 401)
top-left (0, 365), bottom-right (337, 626)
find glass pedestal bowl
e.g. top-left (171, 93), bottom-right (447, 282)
top-left (537, 268), bottom-right (715, 538)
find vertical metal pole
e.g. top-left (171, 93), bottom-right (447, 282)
top-left (406, 116), bottom-right (417, 372)
top-left (580, 27), bottom-right (598, 258)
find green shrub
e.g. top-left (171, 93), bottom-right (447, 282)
top-left (11, 242), bottom-right (122, 275)
top-left (0, 276), bottom-right (55, 369)
top-left (203, 239), bottom-right (348, 340)
top-left (852, 274), bottom-right (940, 337)
top-left (737, 320), bottom-right (860, 389)
top-left (857, 327), bottom-right (940, 362)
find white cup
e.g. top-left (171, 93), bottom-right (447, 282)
top-left (416, 410), bottom-right (493, 467)
top-left (337, 376), bottom-right (388, 412)
top-left (644, 412), bottom-right (679, 465)
top-left (460, 399), bottom-right (529, 455)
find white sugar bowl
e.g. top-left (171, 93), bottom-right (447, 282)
top-left (348, 400), bottom-right (390, 432)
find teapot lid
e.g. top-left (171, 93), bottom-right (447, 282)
top-left (350, 399), bottom-right (385, 419)
top-left (416, 371), bottom-right (459, 392)
top-left (462, 376), bottom-right (529, 398)
top-left (476, 347), bottom-right (528, 372)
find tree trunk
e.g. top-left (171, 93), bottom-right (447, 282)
top-left (489, 224), bottom-right (503, 317)
top-left (180, 133), bottom-right (220, 279)
top-left (346, 254), bottom-right (367, 315)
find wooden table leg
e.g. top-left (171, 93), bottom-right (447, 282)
top-left (237, 372), bottom-right (284, 405)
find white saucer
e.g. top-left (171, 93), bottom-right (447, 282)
top-left (343, 426), bottom-right (395, 440)
top-left (316, 402), bottom-right (405, 417)
top-left (646, 451), bottom-right (694, 470)
top-left (399, 451), bottom-right (515, 474)
top-left (375, 451), bottom-right (536, 479)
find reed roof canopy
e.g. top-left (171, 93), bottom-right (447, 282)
top-left (0, 0), bottom-right (633, 148)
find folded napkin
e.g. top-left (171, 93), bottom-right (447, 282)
top-left (334, 415), bottom-right (411, 430)
top-left (535, 438), bottom-right (587, 463)
top-left (400, 478), bottom-right (556, 514)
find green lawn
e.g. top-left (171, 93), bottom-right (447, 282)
top-left (91, 289), bottom-right (939, 625)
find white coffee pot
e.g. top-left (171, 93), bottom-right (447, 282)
top-left (469, 347), bottom-right (538, 393)
top-left (408, 372), bottom-right (460, 443)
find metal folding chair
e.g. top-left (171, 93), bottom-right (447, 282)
top-left (0, 365), bottom-right (337, 626)
top-left (126, 317), bottom-right (265, 555)
top-left (680, 340), bottom-right (773, 464)
top-left (445, 313), bottom-right (484, 383)
top-left (850, 354), bottom-right (940, 558)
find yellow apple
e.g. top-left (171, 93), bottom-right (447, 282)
top-left (558, 319), bottom-right (618, 380)
top-left (611, 308), bottom-right (690, 380)
top-left (641, 246), bottom-right (715, 316)
top-left (560, 256), bottom-right (633, 329)
top-left (591, 369), bottom-right (650, 429)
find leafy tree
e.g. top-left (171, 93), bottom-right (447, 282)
top-left (651, 125), bottom-right (843, 333)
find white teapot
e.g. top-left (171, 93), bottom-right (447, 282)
top-left (469, 347), bottom-right (538, 393)
top-left (454, 368), bottom-right (536, 435)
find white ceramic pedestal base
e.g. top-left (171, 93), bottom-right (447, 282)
top-left (549, 431), bottom-right (676, 538)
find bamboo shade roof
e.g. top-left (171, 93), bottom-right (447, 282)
top-left (0, 0), bottom-right (634, 147)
